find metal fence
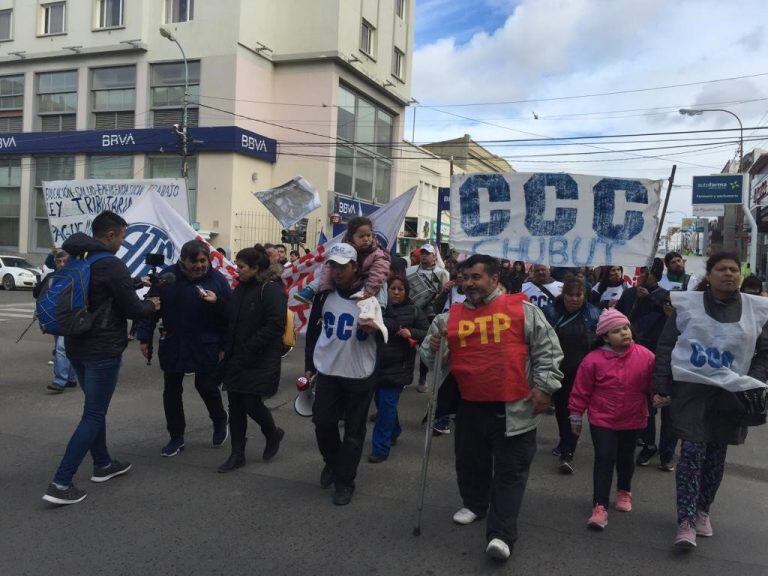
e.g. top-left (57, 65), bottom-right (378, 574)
top-left (233, 211), bottom-right (325, 252)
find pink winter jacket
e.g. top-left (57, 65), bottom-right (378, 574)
top-left (317, 240), bottom-right (391, 296)
top-left (569, 342), bottom-right (655, 431)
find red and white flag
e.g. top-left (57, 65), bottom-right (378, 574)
top-left (283, 187), bottom-right (416, 332)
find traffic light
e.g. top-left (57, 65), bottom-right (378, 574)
top-left (281, 229), bottom-right (291, 243)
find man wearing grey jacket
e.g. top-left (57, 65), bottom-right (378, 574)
top-left (421, 254), bottom-right (563, 562)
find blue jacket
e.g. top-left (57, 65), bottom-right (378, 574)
top-left (136, 263), bottom-right (231, 374)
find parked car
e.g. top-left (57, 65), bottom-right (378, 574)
top-left (0, 256), bottom-right (41, 290)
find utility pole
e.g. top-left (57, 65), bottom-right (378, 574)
top-left (159, 27), bottom-right (190, 181)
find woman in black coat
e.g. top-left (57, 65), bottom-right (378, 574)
top-left (368, 275), bottom-right (429, 463)
top-left (218, 246), bottom-right (287, 472)
top-left (543, 278), bottom-right (601, 473)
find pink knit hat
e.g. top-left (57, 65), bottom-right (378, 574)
top-left (596, 308), bottom-right (630, 336)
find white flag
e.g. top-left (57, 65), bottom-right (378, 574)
top-left (282, 187), bottom-right (416, 332)
top-left (254, 176), bottom-right (321, 229)
top-left (119, 190), bottom-right (238, 284)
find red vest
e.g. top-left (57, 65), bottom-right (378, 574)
top-left (447, 293), bottom-right (529, 402)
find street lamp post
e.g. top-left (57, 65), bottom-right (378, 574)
top-left (679, 108), bottom-right (743, 166)
top-left (159, 27), bottom-right (189, 180)
top-left (679, 107), bottom-right (755, 271)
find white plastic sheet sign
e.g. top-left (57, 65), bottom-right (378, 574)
top-left (450, 172), bottom-right (661, 267)
top-left (254, 176), bottom-right (320, 229)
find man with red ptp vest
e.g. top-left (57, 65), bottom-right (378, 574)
top-left (421, 254), bottom-right (563, 562)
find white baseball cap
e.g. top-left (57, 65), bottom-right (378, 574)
top-left (326, 243), bottom-right (357, 265)
top-left (420, 244), bottom-right (436, 254)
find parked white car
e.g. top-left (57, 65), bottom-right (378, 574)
top-left (0, 255), bottom-right (41, 290)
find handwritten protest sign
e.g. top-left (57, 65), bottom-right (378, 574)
top-left (450, 172), bottom-right (661, 267)
top-left (42, 179), bottom-right (189, 246)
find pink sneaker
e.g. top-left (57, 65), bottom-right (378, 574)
top-left (615, 490), bottom-right (632, 512)
top-left (587, 505), bottom-right (608, 530)
top-left (695, 511), bottom-right (713, 537)
top-left (674, 521), bottom-right (697, 548)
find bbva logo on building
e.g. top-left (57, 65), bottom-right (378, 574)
top-left (119, 223), bottom-right (175, 277)
top-left (241, 134), bottom-right (268, 152)
top-left (102, 133), bottom-right (136, 147)
top-left (0, 136), bottom-right (17, 149)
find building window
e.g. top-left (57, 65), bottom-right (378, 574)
top-left (395, 0), bottom-right (405, 18)
top-left (33, 156), bottom-right (74, 250)
top-left (334, 85), bottom-right (393, 204)
top-left (0, 9), bottom-right (12, 41)
top-left (96, 0), bottom-right (124, 29)
top-left (360, 19), bottom-right (374, 56)
top-left (0, 75), bottom-right (23, 132)
top-left (148, 155), bottom-right (197, 218)
top-left (91, 66), bottom-right (135, 129)
top-left (165, 0), bottom-right (194, 24)
top-left (0, 158), bottom-right (21, 248)
top-left (37, 70), bottom-right (77, 131)
top-left (41, 2), bottom-right (66, 35)
top-left (87, 156), bottom-right (134, 179)
top-left (392, 48), bottom-right (404, 80)
top-left (150, 61), bottom-right (200, 128)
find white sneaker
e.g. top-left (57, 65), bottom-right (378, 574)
top-left (486, 538), bottom-right (510, 561)
top-left (452, 507), bottom-right (478, 525)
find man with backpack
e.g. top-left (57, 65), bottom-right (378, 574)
top-left (41, 211), bottom-right (159, 506)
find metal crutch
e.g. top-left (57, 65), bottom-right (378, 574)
top-left (413, 326), bottom-right (448, 536)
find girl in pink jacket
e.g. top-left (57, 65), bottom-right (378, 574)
top-left (295, 216), bottom-right (391, 304)
top-left (569, 308), bottom-right (655, 531)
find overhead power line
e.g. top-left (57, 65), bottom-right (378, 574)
top-left (419, 71), bottom-right (768, 107)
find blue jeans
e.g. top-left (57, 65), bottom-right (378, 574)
top-left (52, 356), bottom-right (122, 486)
top-left (371, 386), bottom-right (402, 456)
top-left (52, 336), bottom-right (75, 387)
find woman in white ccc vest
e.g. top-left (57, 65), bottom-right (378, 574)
top-left (652, 252), bottom-right (768, 549)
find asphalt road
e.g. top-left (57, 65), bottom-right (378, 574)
top-left (1, 288), bottom-right (767, 576)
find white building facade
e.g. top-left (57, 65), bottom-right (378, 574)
top-left (0, 0), bottom-right (414, 258)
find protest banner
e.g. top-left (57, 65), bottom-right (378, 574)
top-left (450, 173), bottom-right (661, 267)
top-left (42, 178), bottom-right (189, 246)
top-left (282, 187), bottom-right (416, 332)
top-left (120, 190), bottom-right (237, 284)
top-left (254, 176), bottom-right (321, 229)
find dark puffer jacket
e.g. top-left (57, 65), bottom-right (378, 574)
top-left (62, 232), bottom-right (155, 361)
top-left (379, 300), bottom-right (430, 387)
top-left (616, 284), bottom-right (669, 352)
top-left (220, 270), bottom-right (287, 396)
top-left (654, 290), bottom-right (768, 444)
top-left (543, 298), bottom-right (600, 386)
top-left (135, 263), bottom-right (231, 374)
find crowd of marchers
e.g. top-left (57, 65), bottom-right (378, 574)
top-left (32, 209), bottom-right (768, 564)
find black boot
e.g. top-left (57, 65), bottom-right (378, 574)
top-left (218, 439), bottom-right (246, 473)
top-left (263, 428), bottom-right (284, 461)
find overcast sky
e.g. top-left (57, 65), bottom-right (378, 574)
top-left (408, 0), bottom-right (768, 224)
